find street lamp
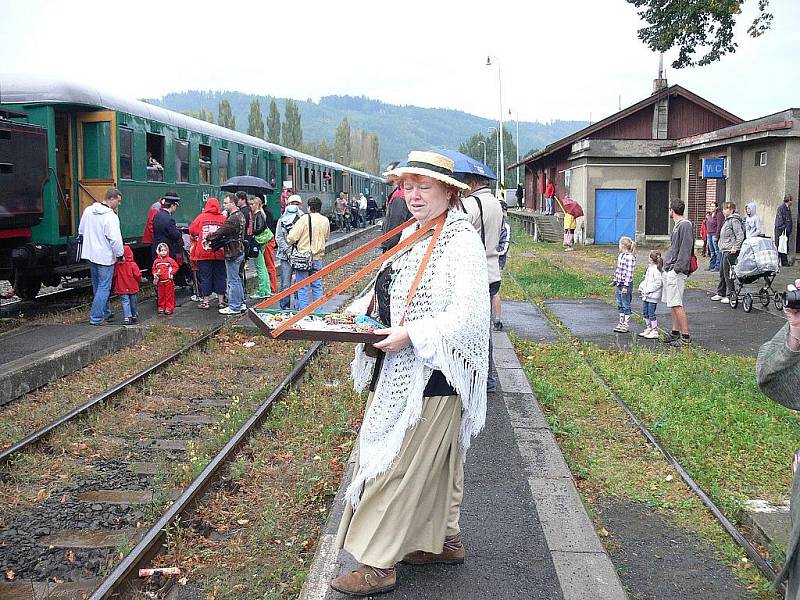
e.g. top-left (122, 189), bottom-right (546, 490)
top-left (486, 55), bottom-right (504, 197)
top-left (509, 108), bottom-right (520, 189)
top-left (487, 127), bottom-right (499, 180)
top-left (477, 140), bottom-right (487, 166)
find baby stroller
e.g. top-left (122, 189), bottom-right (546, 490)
top-left (729, 236), bottom-right (783, 312)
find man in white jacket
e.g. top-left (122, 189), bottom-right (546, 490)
top-left (78, 188), bottom-right (124, 325)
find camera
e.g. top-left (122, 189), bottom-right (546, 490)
top-left (783, 290), bottom-right (800, 309)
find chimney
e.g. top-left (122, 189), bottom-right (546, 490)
top-left (652, 53), bottom-right (669, 139)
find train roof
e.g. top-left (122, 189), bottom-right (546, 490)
top-left (0, 74), bottom-right (383, 181)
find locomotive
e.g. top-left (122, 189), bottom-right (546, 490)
top-left (0, 76), bottom-right (390, 299)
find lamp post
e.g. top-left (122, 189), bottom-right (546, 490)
top-left (509, 108), bottom-right (519, 188)
top-left (478, 140), bottom-right (487, 166)
top-left (486, 56), bottom-right (504, 197)
top-left (487, 127), bottom-right (499, 181)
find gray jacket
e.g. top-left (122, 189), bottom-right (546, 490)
top-left (757, 324), bottom-right (800, 597)
top-left (664, 218), bottom-right (694, 274)
top-left (719, 213), bottom-right (745, 253)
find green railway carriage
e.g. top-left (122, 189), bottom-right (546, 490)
top-left (0, 76), bottom-right (389, 298)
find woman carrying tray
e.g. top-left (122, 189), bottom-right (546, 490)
top-left (331, 151), bottom-right (490, 596)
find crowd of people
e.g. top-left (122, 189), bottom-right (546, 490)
top-left (76, 186), bottom-right (335, 324)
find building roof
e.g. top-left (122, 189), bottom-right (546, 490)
top-left (0, 74), bottom-right (381, 181)
top-left (510, 84), bottom-right (742, 169)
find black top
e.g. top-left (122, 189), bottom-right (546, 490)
top-left (369, 263), bottom-right (456, 397)
top-left (151, 208), bottom-right (182, 261)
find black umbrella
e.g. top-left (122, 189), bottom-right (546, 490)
top-left (220, 175), bottom-right (275, 195)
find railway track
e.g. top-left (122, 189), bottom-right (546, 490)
top-left (0, 233), bottom-right (382, 599)
top-left (506, 270), bottom-right (786, 595)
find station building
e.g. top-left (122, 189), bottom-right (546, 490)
top-left (512, 79), bottom-right (799, 263)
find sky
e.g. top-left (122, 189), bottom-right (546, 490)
top-left (1, 0), bottom-right (799, 125)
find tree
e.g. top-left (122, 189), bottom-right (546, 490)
top-left (267, 99), bottom-right (281, 143)
top-left (626, 0), bottom-right (773, 68)
top-left (333, 117), bottom-right (351, 166)
top-left (183, 108), bottom-right (215, 124)
top-left (218, 99), bottom-right (236, 130)
top-left (247, 98), bottom-right (265, 139)
top-left (317, 139), bottom-right (332, 161)
top-left (282, 99), bottom-right (303, 150)
top-left (458, 128), bottom-right (519, 188)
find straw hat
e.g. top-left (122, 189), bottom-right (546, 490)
top-left (287, 194), bottom-right (302, 205)
top-left (384, 151), bottom-right (469, 190)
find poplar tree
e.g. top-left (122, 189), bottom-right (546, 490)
top-left (247, 98), bottom-right (265, 139)
top-left (267, 99), bottom-right (281, 143)
top-left (333, 117), bottom-right (351, 165)
top-left (282, 99), bottom-right (303, 150)
top-left (218, 99), bottom-right (236, 130)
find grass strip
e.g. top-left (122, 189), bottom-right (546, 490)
top-left (513, 338), bottom-right (779, 598)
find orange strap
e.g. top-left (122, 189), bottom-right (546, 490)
top-left (398, 221), bottom-right (445, 326)
top-left (270, 213), bottom-right (446, 338)
top-left (255, 216), bottom-right (417, 311)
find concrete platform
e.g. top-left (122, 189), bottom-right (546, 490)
top-left (300, 332), bottom-right (626, 600)
top-left (0, 323), bottom-right (145, 406)
top-left (0, 224), bottom-right (379, 406)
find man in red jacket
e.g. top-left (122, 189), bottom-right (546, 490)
top-left (189, 197), bottom-right (227, 309)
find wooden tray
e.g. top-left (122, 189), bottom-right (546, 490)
top-left (248, 308), bottom-right (385, 343)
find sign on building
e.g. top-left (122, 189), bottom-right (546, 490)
top-left (702, 158), bottom-right (725, 179)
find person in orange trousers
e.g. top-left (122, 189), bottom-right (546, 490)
top-left (264, 239), bottom-right (278, 293)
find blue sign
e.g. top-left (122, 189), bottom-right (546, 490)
top-left (702, 158), bottom-right (725, 179)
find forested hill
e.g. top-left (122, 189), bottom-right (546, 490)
top-left (146, 90), bottom-right (588, 166)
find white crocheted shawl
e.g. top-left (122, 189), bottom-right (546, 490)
top-left (348, 209), bottom-right (489, 509)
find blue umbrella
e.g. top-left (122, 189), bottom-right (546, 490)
top-left (437, 149), bottom-right (497, 181)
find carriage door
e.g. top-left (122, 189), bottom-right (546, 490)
top-left (76, 111), bottom-right (117, 214)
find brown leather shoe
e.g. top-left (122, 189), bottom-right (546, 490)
top-left (401, 544), bottom-right (465, 565)
top-left (330, 565), bottom-right (396, 596)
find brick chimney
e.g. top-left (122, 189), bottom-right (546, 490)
top-left (652, 53), bottom-right (669, 139)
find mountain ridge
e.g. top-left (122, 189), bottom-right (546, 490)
top-left (145, 90), bottom-right (588, 168)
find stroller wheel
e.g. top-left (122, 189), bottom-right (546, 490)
top-left (729, 291), bottom-right (739, 309)
top-left (775, 293), bottom-right (785, 311)
top-left (759, 289), bottom-right (771, 307)
top-left (743, 293), bottom-right (754, 313)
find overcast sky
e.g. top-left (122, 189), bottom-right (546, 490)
top-left (1, 0), bottom-right (798, 124)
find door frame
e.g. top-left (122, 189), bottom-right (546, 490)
top-left (76, 110), bottom-right (117, 215)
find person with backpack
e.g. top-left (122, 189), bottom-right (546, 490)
top-left (275, 195), bottom-right (304, 310)
top-left (189, 197), bottom-right (226, 309)
top-left (711, 201), bottom-right (746, 305)
top-left (460, 172), bottom-right (503, 393)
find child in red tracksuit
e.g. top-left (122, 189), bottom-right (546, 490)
top-left (113, 245), bottom-right (142, 325)
top-left (152, 242), bottom-right (179, 315)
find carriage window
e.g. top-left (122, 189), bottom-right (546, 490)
top-left (218, 149), bottom-right (229, 183)
top-left (237, 152), bottom-right (245, 176)
top-left (199, 144), bottom-right (211, 184)
top-left (311, 167), bottom-right (316, 188)
top-left (119, 128), bottom-right (133, 180)
top-left (755, 151), bottom-right (767, 167)
top-left (269, 161), bottom-right (277, 188)
top-left (251, 155), bottom-right (258, 176)
top-left (146, 133), bottom-right (165, 182)
top-left (304, 166), bottom-right (309, 188)
top-left (175, 140), bottom-right (189, 183)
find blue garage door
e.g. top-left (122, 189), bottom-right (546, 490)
top-left (595, 189), bottom-right (636, 244)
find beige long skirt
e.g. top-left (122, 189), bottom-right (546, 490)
top-left (335, 394), bottom-right (465, 569)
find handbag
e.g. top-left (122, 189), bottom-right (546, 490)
top-left (66, 234), bottom-right (83, 265)
top-left (245, 237), bottom-right (261, 259)
top-left (688, 252), bottom-right (698, 275)
top-left (778, 233), bottom-right (788, 254)
top-left (289, 214), bottom-right (314, 271)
